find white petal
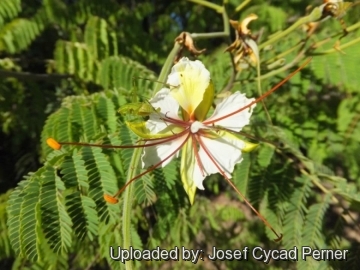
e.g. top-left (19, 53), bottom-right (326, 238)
top-left (190, 161), bottom-right (207, 190)
top-left (167, 57), bottom-right (210, 116)
top-left (146, 88), bottom-right (181, 134)
top-left (205, 91), bottom-right (255, 132)
top-left (141, 133), bottom-right (188, 168)
top-left (192, 131), bottom-right (245, 189)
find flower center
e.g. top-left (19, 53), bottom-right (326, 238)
top-left (190, 121), bottom-right (206, 133)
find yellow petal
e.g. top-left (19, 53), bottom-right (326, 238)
top-left (194, 80), bottom-right (214, 121)
top-left (169, 58), bottom-right (210, 118)
top-left (180, 139), bottom-right (197, 204)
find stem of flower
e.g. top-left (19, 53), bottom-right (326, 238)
top-left (187, 0), bottom-right (223, 12)
top-left (121, 130), bottom-right (189, 270)
top-left (235, 0), bottom-right (251, 13)
top-left (256, 45), bottom-right (273, 126)
top-left (154, 42), bottom-right (182, 94)
top-left (251, 48), bottom-right (306, 82)
top-left (122, 144), bottom-right (143, 270)
top-left (310, 36), bottom-right (360, 55)
top-left (258, 6), bottom-right (324, 50)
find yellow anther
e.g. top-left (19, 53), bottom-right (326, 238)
top-left (46, 138), bottom-right (61, 150)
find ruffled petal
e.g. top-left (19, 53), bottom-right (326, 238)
top-left (146, 88), bottom-right (181, 134)
top-left (168, 57), bottom-right (210, 117)
top-left (141, 133), bottom-right (188, 169)
top-left (191, 130), bottom-right (246, 189)
top-left (205, 92), bottom-right (255, 132)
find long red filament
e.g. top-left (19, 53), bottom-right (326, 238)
top-left (111, 132), bottom-right (190, 198)
top-left (191, 133), bottom-right (207, 177)
top-left (203, 58), bottom-right (311, 125)
top-left (161, 113), bottom-right (191, 127)
top-left (58, 129), bottom-right (189, 149)
top-left (196, 134), bottom-right (283, 241)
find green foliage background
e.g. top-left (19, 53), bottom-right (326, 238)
top-left (1, 0), bottom-right (360, 269)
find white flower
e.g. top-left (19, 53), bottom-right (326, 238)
top-left (138, 57), bottom-right (257, 204)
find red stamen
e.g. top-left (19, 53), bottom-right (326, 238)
top-left (138, 128), bottom-right (189, 142)
top-left (203, 58), bottom-right (311, 125)
top-left (197, 135), bottom-right (283, 241)
top-left (58, 141), bottom-right (149, 149)
top-left (53, 129), bottom-right (189, 150)
top-left (191, 133), bottom-right (207, 177)
top-left (162, 113), bottom-right (191, 127)
top-left (110, 132), bottom-right (191, 198)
